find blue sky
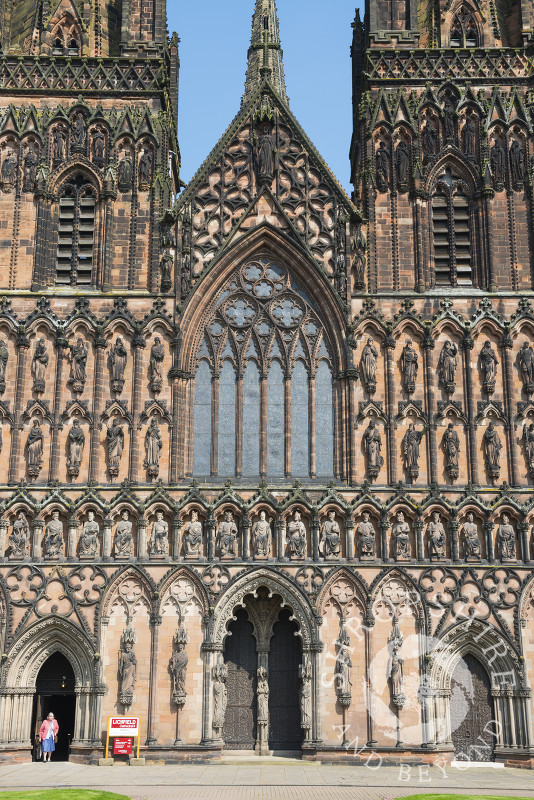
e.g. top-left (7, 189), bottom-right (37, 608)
top-left (168, 1), bottom-right (361, 194)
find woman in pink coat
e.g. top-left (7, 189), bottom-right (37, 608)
top-left (38, 712), bottom-right (59, 762)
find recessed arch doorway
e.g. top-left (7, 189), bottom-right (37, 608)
top-left (31, 652), bottom-right (76, 762)
top-left (450, 653), bottom-right (496, 762)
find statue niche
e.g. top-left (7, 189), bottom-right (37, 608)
top-left (183, 510), bottom-right (203, 559)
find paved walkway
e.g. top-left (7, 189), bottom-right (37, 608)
top-left (1, 760), bottom-right (534, 799)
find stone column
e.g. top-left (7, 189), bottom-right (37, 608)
top-left (50, 328), bottom-right (68, 481)
top-left (241, 514), bottom-right (250, 561)
top-left (380, 512), bottom-right (390, 562)
top-left (276, 518), bottom-right (285, 561)
top-left (172, 514), bottom-right (182, 560)
top-left (8, 330), bottom-right (29, 485)
top-left (89, 331), bottom-right (107, 483)
top-left (67, 516), bottom-right (79, 560)
top-left (137, 516), bottom-right (148, 561)
top-left (32, 519), bottom-right (44, 560)
top-left (462, 334), bottom-right (479, 486)
top-left (145, 614), bottom-right (162, 746)
top-left (518, 520), bottom-right (530, 564)
top-left (346, 518), bottom-right (355, 561)
top-left (0, 519), bottom-right (8, 560)
top-left (414, 518), bottom-right (424, 562)
top-left (129, 331), bottom-right (145, 483)
top-left (422, 335), bottom-right (438, 485)
top-left (207, 515), bottom-right (215, 562)
top-left (311, 511), bottom-right (319, 562)
top-left (365, 614), bottom-right (377, 747)
top-left (102, 517), bottom-right (113, 559)
top-left (384, 334), bottom-right (397, 485)
top-left (450, 514), bottom-right (460, 563)
top-left (501, 332), bottom-right (520, 487)
top-left (484, 518), bottom-right (495, 563)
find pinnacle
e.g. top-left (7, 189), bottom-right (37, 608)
top-left (242, 0), bottom-right (288, 106)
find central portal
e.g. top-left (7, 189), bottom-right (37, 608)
top-left (222, 589), bottom-right (304, 754)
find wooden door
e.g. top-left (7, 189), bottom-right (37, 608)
top-left (223, 608), bottom-right (257, 749)
top-left (450, 653), bottom-right (495, 762)
top-left (268, 607), bottom-right (303, 751)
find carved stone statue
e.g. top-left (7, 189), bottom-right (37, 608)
top-left (149, 510), bottom-right (169, 556)
top-left (217, 510), bottom-right (237, 559)
top-left (106, 418), bottom-right (124, 479)
top-left (427, 511), bottom-right (447, 561)
top-left (148, 337), bottom-right (165, 393)
top-left (138, 149), bottom-right (152, 188)
top-left (119, 627), bottom-right (136, 706)
top-left (400, 339), bottom-right (418, 395)
top-left (118, 154), bottom-right (133, 191)
top-left (443, 92), bottom-right (457, 140)
top-left (257, 666), bottom-right (269, 724)
top-left (160, 253), bottom-right (173, 294)
top-left (44, 511), bottom-right (64, 558)
top-left (1, 150), bottom-right (17, 187)
top-left (461, 512), bottom-right (481, 561)
top-left (376, 141), bottom-right (390, 190)
top-left (0, 339), bottom-right (8, 394)
top-left (422, 121), bottom-right (437, 156)
top-left (9, 511), bottom-right (29, 559)
top-left (144, 418), bottom-right (162, 479)
top-left (360, 338), bottom-right (378, 395)
top-left (53, 128), bottom-right (66, 162)
top-left (334, 643), bottom-right (352, 699)
top-left (79, 511), bottom-right (99, 558)
top-left (114, 509), bottom-right (133, 559)
top-left (519, 342), bottom-right (534, 394)
top-left (171, 626), bottom-right (189, 702)
top-left (523, 422), bottom-right (534, 477)
top-left (26, 419), bottom-right (44, 478)
top-left (443, 423), bottom-right (460, 480)
top-left (396, 141), bottom-right (410, 186)
top-left (183, 510), bottom-right (203, 558)
top-left (212, 655), bottom-right (228, 736)
top-left (72, 113), bottom-right (86, 149)
top-left (387, 622), bottom-right (406, 708)
top-left (256, 125), bottom-right (275, 181)
top-left (437, 340), bottom-right (458, 394)
top-left (31, 338), bottom-right (48, 394)
top-left (23, 149), bottom-right (38, 192)
top-left (392, 511), bottom-right (411, 561)
top-left (479, 340), bottom-right (498, 394)
top-left (402, 423), bottom-right (422, 481)
top-left (491, 139), bottom-right (506, 185)
top-left (498, 514), bottom-right (516, 561)
top-left (319, 510), bottom-right (341, 560)
top-left (109, 337), bottom-right (127, 393)
top-left (67, 418), bottom-right (85, 479)
top-left (462, 115), bottom-right (477, 158)
top-left (510, 140), bottom-right (526, 186)
top-left (357, 512), bottom-right (376, 560)
top-left (483, 421), bottom-right (502, 479)
top-left (251, 510), bottom-right (272, 559)
top-left (299, 657), bottom-right (312, 733)
top-left (68, 338), bottom-right (88, 393)
top-left (92, 130), bottom-right (105, 167)
top-left (362, 420), bottom-right (384, 480)
top-left (287, 511), bottom-right (306, 559)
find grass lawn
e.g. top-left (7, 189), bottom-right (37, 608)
top-left (0, 792), bottom-right (130, 800)
top-left (401, 796), bottom-right (533, 800)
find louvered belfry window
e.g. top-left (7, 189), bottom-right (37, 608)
top-left (432, 169), bottom-right (472, 287)
top-left (56, 175), bottom-right (96, 286)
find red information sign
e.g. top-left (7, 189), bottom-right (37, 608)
top-left (113, 737), bottom-right (133, 755)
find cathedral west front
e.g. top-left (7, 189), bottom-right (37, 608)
top-left (0, 0), bottom-right (534, 767)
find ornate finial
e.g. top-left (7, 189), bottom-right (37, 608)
top-left (242, 0), bottom-right (288, 106)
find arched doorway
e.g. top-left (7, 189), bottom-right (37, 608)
top-left (450, 653), bottom-right (495, 762)
top-left (31, 652), bottom-right (76, 762)
top-left (268, 607), bottom-right (303, 752)
top-left (223, 608), bottom-right (258, 749)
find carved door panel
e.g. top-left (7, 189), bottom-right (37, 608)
top-left (268, 607), bottom-right (303, 751)
top-left (450, 653), bottom-right (495, 762)
top-left (223, 608), bottom-right (257, 749)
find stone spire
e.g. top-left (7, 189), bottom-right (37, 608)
top-left (242, 0), bottom-right (288, 106)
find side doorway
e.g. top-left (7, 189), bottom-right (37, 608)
top-left (31, 652), bottom-right (76, 762)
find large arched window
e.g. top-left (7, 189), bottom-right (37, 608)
top-left (449, 6), bottom-right (480, 47)
top-left (56, 175), bottom-right (97, 286)
top-left (432, 168), bottom-right (473, 286)
top-left (192, 254), bottom-right (335, 479)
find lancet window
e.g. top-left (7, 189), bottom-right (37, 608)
top-left (51, 16), bottom-right (81, 55)
top-left (431, 168), bottom-right (473, 287)
top-left (192, 254), bottom-right (335, 479)
top-left (449, 6), bottom-right (480, 47)
top-left (56, 174), bottom-right (97, 286)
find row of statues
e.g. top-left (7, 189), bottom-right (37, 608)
top-left (5, 508), bottom-right (521, 563)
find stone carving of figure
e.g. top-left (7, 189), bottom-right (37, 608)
top-left (67, 418), bottom-right (85, 478)
top-left (26, 419), bottom-right (44, 477)
top-left (491, 139), bottom-right (506, 185)
top-left (392, 511), bottom-right (411, 561)
top-left (443, 93), bottom-right (457, 140)
top-left (427, 511), bottom-right (447, 560)
top-left (357, 512), bottom-right (376, 559)
top-left (422, 121), bottom-right (438, 156)
top-left (256, 125), bottom-right (275, 181)
top-left (217, 510), bottom-right (237, 558)
top-left (462, 116), bottom-right (477, 157)
top-left (519, 342), bottom-right (534, 394)
top-left (523, 422), bottom-right (534, 477)
top-left (461, 512), bottom-right (481, 561)
top-left (183, 510), bottom-right (203, 558)
top-left (437, 340), bottom-right (458, 394)
top-left (479, 340), bottom-right (498, 394)
top-left (118, 154), bottom-right (133, 191)
top-left (0, 339), bottom-right (8, 393)
top-left (144, 418), bottom-right (162, 479)
top-left (1, 150), bottom-right (17, 186)
top-left (362, 420), bottom-right (384, 479)
top-left (402, 423), bottom-right (423, 481)
top-left (44, 510), bottom-right (63, 558)
top-left (109, 337), bottom-right (127, 393)
top-left (299, 658), bottom-right (312, 733)
top-left (92, 130), bottom-right (105, 166)
top-left (53, 128), bottom-right (66, 161)
top-left (400, 339), bottom-right (418, 395)
top-left (351, 229), bottom-right (366, 289)
top-left (257, 667), bottom-right (269, 724)
top-left (171, 638), bottom-right (188, 699)
top-left (251, 510), bottom-right (272, 559)
top-left (319, 510), bottom-right (341, 560)
top-left (114, 509), bottom-right (133, 559)
top-left (119, 632), bottom-right (137, 704)
top-left (287, 510), bottom-right (306, 559)
top-left (68, 338), bottom-right (88, 393)
top-left (443, 423), bottom-right (460, 480)
top-left (212, 655), bottom-right (228, 735)
top-left (396, 141), bottom-right (410, 186)
top-left (106, 417), bottom-right (124, 479)
top-left (79, 510), bottom-right (99, 558)
top-left (335, 643), bottom-right (352, 698)
top-left (9, 511), bottom-right (29, 559)
top-left (23, 149), bottom-right (38, 191)
top-left (510, 140), bottom-right (526, 186)
top-left (31, 338), bottom-right (48, 394)
top-left (387, 633), bottom-right (405, 708)
top-left (72, 113), bottom-right (86, 149)
top-left (360, 338), bottom-right (378, 394)
top-left (160, 253), bottom-right (173, 294)
top-left (149, 510), bottom-right (169, 556)
top-left (483, 421), bottom-right (502, 479)
top-left (376, 141), bottom-right (390, 190)
top-left (498, 514), bottom-right (516, 561)
top-left (138, 149), bottom-right (152, 187)
top-left (148, 337), bottom-right (165, 392)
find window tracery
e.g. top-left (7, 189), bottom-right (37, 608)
top-left (51, 16), bottom-right (81, 56)
top-left (192, 254), bottom-right (334, 479)
top-left (449, 6), bottom-right (480, 48)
